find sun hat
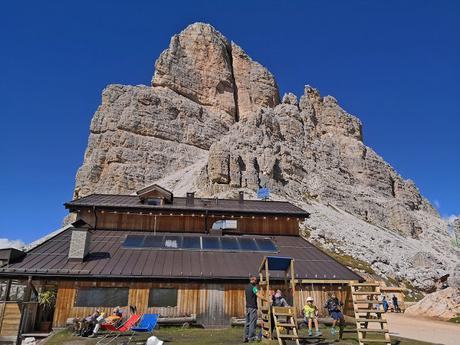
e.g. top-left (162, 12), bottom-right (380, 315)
top-left (306, 297), bottom-right (314, 302)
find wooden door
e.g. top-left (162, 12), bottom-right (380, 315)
top-left (199, 284), bottom-right (227, 327)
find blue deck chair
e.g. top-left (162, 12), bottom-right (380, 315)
top-left (127, 314), bottom-right (159, 344)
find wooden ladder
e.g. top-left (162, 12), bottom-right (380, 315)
top-left (272, 306), bottom-right (300, 345)
top-left (350, 283), bottom-right (391, 345)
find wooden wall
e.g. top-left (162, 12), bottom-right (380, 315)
top-left (0, 302), bottom-right (21, 336)
top-left (77, 210), bottom-right (299, 236)
top-left (52, 280), bottom-right (351, 328)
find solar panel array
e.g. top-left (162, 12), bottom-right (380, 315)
top-left (123, 234), bottom-right (278, 253)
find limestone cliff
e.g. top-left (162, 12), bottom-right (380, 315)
top-left (72, 23), bottom-right (458, 291)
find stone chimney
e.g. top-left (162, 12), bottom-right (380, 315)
top-left (68, 219), bottom-right (92, 262)
top-left (186, 192), bottom-right (195, 206)
top-left (239, 191), bottom-right (244, 204)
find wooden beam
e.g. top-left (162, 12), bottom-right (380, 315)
top-left (296, 279), bottom-right (359, 284)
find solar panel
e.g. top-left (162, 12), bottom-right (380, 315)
top-left (164, 236), bottom-right (181, 249)
top-left (182, 236), bottom-right (201, 250)
top-left (143, 235), bottom-right (164, 248)
top-left (238, 238), bottom-right (258, 251)
top-left (257, 238), bottom-right (278, 252)
top-left (220, 237), bottom-right (240, 251)
top-left (123, 235), bottom-right (278, 253)
top-left (202, 237), bottom-right (221, 250)
top-left (124, 235), bottom-right (144, 247)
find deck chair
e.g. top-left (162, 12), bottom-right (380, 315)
top-left (127, 314), bottom-right (159, 344)
top-left (96, 313), bottom-right (141, 344)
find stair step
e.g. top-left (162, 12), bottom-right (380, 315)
top-left (273, 312), bottom-right (294, 316)
top-left (356, 318), bottom-right (387, 323)
top-left (353, 292), bottom-right (381, 295)
top-left (297, 335), bottom-right (323, 339)
top-left (358, 339), bottom-right (391, 344)
top-left (351, 283), bottom-right (381, 287)
top-left (278, 334), bottom-right (299, 339)
top-left (276, 323), bottom-right (295, 327)
top-left (357, 329), bottom-right (389, 333)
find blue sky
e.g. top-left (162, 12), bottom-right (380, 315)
top-left (0, 0), bottom-right (458, 244)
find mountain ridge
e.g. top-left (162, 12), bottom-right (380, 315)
top-left (71, 22), bottom-right (458, 292)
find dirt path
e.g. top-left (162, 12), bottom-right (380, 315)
top-left (386, 313), bottom-right (460, 345)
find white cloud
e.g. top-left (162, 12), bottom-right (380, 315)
top-left (443, 214), bottom-right (459, 223)
top-left (0, 238), bottom-right (25, 249)
top-left (433, 200), bottom-right (441, 209)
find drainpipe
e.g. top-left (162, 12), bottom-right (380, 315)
top-left (92, 206), bottom-right (98, 229)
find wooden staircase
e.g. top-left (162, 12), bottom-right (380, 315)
top-left (350, 283), bottom-right (391, 345)
top-left (272, 306), bottom-right (300, 345)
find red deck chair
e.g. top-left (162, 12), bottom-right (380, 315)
top-left (96, 314), bottom-right (141, 344)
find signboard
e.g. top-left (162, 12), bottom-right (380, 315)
top-left (257, 187), bottom-right (270, 200)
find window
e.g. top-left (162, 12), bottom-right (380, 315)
top-left (0, 280), bottom-right (7, 300)
top-left (148, 288), bottom-right (177, 308)
top-left (75, 288), bottom-right (128, 307)
top-left (146, 198), bottom-right (162, 205)
top-left (8, 281), bottom-right (26, 301)
top-left (211, 219), bottom-right (237, 230)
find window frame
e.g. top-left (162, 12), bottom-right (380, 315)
top-left (148, 288), bottom-right (178, 308)
top-left (74, 287), bottom-right (129, 307)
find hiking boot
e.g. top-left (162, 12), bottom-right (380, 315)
top-left (316, 330), bottom-right (322, 336)
top-left (308, 329), bottom-right (313, 336)
top-left (330, 327), bottom-right (336, 336)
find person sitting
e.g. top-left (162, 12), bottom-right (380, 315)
top-left (89, 306), bottom-right (123, 338)
top-left (73, 309), bottom-right (101, 337)
top-left (324, 293), bottom-right (344, 337)
top-left (272, 289), bottom-right (289, 307)
top-left (303, 297), bottom-right (321, 337)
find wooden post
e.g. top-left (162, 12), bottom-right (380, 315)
top-left (2, 279), bottom-right (12, 302)
top-left (16, 276), bottom-right (33, 345)
top-left (264, 258), bottom-right (271, 340)
top-left (0, 279), bottom-right (12, 335)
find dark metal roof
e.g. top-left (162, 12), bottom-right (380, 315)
top-left (0, 248), bottom-right (26, 264)
top-left (0, 229), bottom-right (361, 281)
top-left (65, 194), bottom-right (309, 217)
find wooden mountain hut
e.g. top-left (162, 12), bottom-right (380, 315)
top-left (0, 184), bottom-right (362, 342)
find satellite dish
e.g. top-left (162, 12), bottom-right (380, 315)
top-left (257, 187), bottom-right (270, 200)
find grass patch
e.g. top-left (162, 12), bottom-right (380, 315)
top-left (43, 325), bottom-right (436, 345)
top-left (448, 316), bottom-right (460, 324)
top-left (317, 245), bottom-right (376, 275)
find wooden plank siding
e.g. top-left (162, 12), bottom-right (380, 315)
top-left (0, 302), bottom-right (21, 336)
top-left (52, 280), bottom-right (352, 328)
top-left (78, 211), bottom-right (299, 236)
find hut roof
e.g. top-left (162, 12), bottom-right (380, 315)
top-left (0, 228), bottom-right (361, 281)
top-left (65, 194), bottom-right (309, 217)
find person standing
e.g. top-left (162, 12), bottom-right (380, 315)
top-left (392, 294), bottom-right (400, 312)
top-left (244, 275), bottom-right (262, 342)
top-left (382, 296), bottom-right (389, 312)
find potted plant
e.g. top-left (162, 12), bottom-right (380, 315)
top-left (37, 289), bottom-right (56, 332)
